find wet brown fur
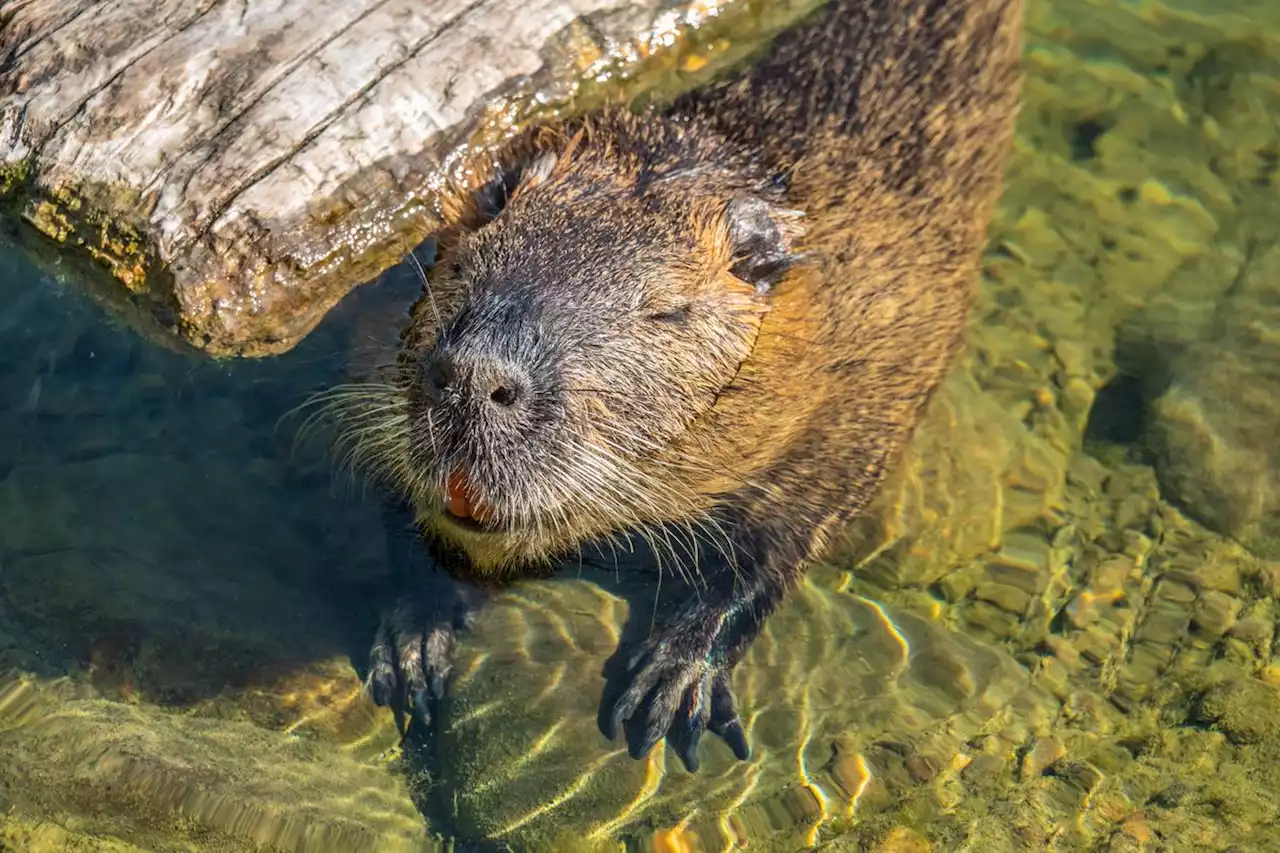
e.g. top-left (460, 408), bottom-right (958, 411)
top-left (390, 0), bottom-right (1022, 583)
top-left (337, 0), bottom-right (1023, 768)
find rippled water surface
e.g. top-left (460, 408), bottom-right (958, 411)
top-left (2, 0), bottom-right (1280, 851)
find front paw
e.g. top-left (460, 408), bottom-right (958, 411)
top-left (600, 635), bottom-right (750, 772)
top-left (365, 595), bottom-right (469, 731)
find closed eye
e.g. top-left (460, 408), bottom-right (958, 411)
top-left (647, 304), bottom-right (691, 324)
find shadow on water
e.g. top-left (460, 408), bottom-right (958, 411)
top-left (0, 224), bottom-right (423, 708)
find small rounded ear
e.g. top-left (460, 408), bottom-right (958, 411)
top-left (471, 150), bottom-right (560, 222)
top-left (524, 150), bottom-right (559, 185)
top-left (725, 194), bottom-right (804, 293)
top-left (472, 168), bottom-right (522, 222)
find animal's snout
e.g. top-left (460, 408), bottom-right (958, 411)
top-left (422, 349), bottom-right (528, 412)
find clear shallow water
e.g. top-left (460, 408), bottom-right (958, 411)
top-left (2, 0), bottom-right (1280, 851)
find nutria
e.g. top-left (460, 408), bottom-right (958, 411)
top-left (330, 0), bottom-right (1022, 772)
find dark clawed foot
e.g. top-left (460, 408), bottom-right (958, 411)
top-left (600, 637), bottom-right (750, 773)
top-left (366, 595), bottom-right (472, 731)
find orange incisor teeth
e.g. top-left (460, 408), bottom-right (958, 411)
top-left (446, 470), bottom-right (493, 523)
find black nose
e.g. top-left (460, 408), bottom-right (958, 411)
top-left (423, 351), bottom-right (526, 410)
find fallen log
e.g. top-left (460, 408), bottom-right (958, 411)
top-left (0, 0), bottom-right (812, 356)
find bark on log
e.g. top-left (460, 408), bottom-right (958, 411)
top-left (0, 0), bottom-right (762, 356)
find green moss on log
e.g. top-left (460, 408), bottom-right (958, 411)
top-left (0, 157), bottom-right (33, 198)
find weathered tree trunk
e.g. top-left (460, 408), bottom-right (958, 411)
top-left (0, 0), bottom-right (743, 356)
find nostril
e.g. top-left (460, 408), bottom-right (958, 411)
top-left (423, 358), bottom-right (453, 398)
top-left (489, 383), bottom-right (520, 407)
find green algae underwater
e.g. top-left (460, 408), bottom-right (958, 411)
top-left (2, 0), bottom-right (1280, 850)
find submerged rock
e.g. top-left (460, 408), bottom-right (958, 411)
top-left (1145, 243), bottom-right (1280, 557)
top-left (1194, 678), bottom-right (1280, 746)
top-left (0, 674), bottom-right (437, 853)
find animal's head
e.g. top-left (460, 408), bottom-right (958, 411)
top-left (348, 120), bottom-right (803, 571)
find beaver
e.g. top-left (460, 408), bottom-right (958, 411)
top-left (331, 0), bottom-right (1022, 772)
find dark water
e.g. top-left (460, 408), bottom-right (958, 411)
top-left (0, 230), bottom-right (459, 850)
top-left (0, 228), bottom-right (434, 679)
top-left (3, 0), bottom-right (1280, 851)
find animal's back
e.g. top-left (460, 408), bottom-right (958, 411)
top-left (668, 0), bottom-right (1022, 537)
top-left (682, 0), bottom-right (1021, 197)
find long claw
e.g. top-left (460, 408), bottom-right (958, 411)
top-left (678, 733), bottom-right (703, 772)
top-left (677, 675), bottom-right (712, 771)
top-left (608, 686), bottom-right (642, 742)
top-left (410, 686), bottom-right (433, 727)
top-left (635, 710), bottom-right (672, 760)
top-left (367, 625), bottom-right (398, 708)
top-left (708, 672), bottom-right (750, 760)
top-left (674, 713), bottom-right (707, 772)
top-left (717, 719), bottom-right (750, 761)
